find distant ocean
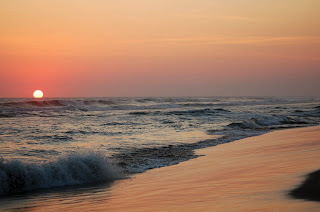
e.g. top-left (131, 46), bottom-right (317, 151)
top-left (0, 96), bottom-right (319, 195)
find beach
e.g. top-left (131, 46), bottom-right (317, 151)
top-left (2, 0), bottom-right (320, 211)
top-left (99, 126), bottom-right (320, 211)
top-left (2, 126), bottom-right (319, 211)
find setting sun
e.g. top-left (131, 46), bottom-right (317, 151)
top-left (33, 90), bottom-right (44, 98)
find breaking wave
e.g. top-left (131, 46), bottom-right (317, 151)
top-left (166, 108), bottom-right (224, 116)
top-left (128, 108), bottom-right (229, 116)
top-left (227, 115), bottom-right (312, 130)
top-left (0, 152), bottom-right (121, 195)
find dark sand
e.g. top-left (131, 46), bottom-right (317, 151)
top-left (290, 169), bottom-right (320, 201)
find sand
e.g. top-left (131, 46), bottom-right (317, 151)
top-left (2, 126), bottom-right (320, 211)
top-left (99, 126), bottom-right (320, 211)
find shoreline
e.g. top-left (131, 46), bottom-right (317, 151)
top-left (100, 126), bottom-right (320, 211)
top-left (1, 126), bottom-right (319, 211)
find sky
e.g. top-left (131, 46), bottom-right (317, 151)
top-left (1, 0), bottom-right (319, 97)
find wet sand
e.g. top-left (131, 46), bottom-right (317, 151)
top-left (2, 126), bottom-right (320, 211)
top-left (101, 126), bottom-right (320, 211)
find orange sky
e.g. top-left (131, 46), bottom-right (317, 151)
top-left (1, 0), bottom-right (319, 97)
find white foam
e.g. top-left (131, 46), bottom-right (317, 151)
top-left (0, 152), bottom-right (121, 195)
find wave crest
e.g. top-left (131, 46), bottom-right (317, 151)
top-left (0, 152), bottom-right (121, 195)
top-left (228, 115), bottom-right (311, 130)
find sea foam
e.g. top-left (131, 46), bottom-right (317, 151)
top-left (0, 152), bottom-right (121, 195)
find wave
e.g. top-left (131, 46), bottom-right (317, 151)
top-left (129, 111), bottom-right (154, 115)
top-left (133, 97), bottom-right (220, 103)
top-left (165, 108), bottom-right (229, 116)
top-left (0, 99), bottom-right (182, 114)
top-left (179, 103), bottom-right (219, 107)
top-left (227, 115), bottom-right (312, 130)
top-left (0, 152), bottom-right (121, 195)
top-left (0, 99), bottom-right (117, 109)
top-left (1, 97), bottom-right (318, 114)
top-left (1, 100), bottom-right (66, 108)
top-left (83, 100), bottom-right (116, 105)
top-left (0, 112), bottom-right (18, 118)
top-left (128, 108), bottom-right (229, 116)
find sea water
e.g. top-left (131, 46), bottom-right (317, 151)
top-left (0, 97), bottom-right (319, 196)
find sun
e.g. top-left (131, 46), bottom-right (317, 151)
top-left (33, 90), bottom-right (44, 98)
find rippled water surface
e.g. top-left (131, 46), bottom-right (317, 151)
top-left (0, 97), bottom-right (319, 195)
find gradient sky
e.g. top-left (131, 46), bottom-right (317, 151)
top-left (1, 0), bottom-right (319, 97)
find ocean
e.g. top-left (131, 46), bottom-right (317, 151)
top-left (0, 96), bottom-right (319, 197)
